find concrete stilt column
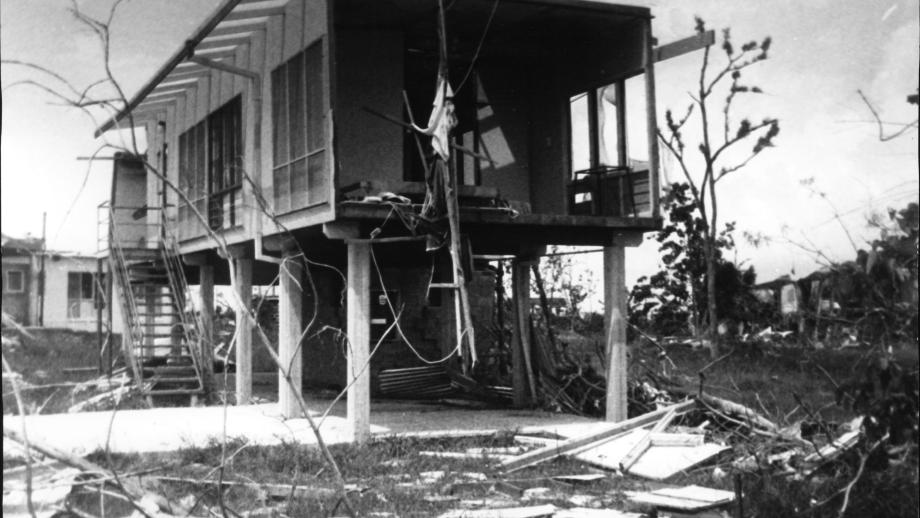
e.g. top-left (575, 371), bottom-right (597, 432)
top-left (511, 258), bottom-right (535, 408)
top-left (346, 240), bottom-right (371, 444)
top-left (234, 258), bottom-right (253, 405)
top-left (278, 252), bottom-right (304, 418)
top-left (604, 245), bottom-right (628, 422)
top-left (198, 264), bottom-right (215, 396)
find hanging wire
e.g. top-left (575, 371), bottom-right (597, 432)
top-left (455, 0), bottom-right (501, 94)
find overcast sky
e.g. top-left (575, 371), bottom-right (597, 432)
top-left (1, 0), bottom-right (917, 288)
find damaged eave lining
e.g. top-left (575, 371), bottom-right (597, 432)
top-left (93, 0), bottom-right (285, 137)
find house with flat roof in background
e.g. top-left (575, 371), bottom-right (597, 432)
top-left (1, 233), bottom-right (123, 335)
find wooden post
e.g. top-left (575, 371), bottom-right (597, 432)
top-left (604, 246), bottom-right (628, 422)
top-left (278, 253), bottom-right (303, 418)
top-left (644, 18), bottom-right (661, 218)
top-left (346, 241), bottom-right (371, 444)
top-left (234, 258), bottom-right (253, 405)
top-left (199, 264), bottom-right (215, 397)
top-left (511, 258), bottom-right (536, 407)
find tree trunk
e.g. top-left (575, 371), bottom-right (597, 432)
top-left (705, 236), bottom-right (720, 359)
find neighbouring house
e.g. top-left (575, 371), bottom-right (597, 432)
top-left (1, 233), bottom-right (123, 334)
top-left (94, 0), bottom-right (710, 441)
top-left (1, 233), bottom-right (43, 326)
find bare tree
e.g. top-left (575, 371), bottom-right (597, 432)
top-left (657, 18), bottom-right (780, 357)
top-left (857, 88), bottom-right (919, 142)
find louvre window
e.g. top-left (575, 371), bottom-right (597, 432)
top-left (177, 96), bottom-right (243, 239)
top-left (271, 41), bottom-right (327, 214)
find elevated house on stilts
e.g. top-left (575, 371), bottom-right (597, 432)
top-left (95, 0), bottom-right (706, 442)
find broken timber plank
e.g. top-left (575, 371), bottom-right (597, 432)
top-left (620, 406), bottom-right (679, 471)
top-left (648, 433), bottom-right (705, 447)
top-left (627, 485), bottom-right (734, 512)
top-left (573, 429), bottom-right (729, 480)
top-left (438, 504), bottom-right (557, 518)
top-left (653, 30), bottom-right (716, 63)
top-left (499, 400), bottom-right (695, 472)
top-left (803, 429), bottom-right (861, 465)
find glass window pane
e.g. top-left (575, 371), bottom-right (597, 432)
top-left (67, 272), bottom-right (80, 299)
top-left (290, 157), bottom-right (307, 209)
top-left (307, 151), bottom-right (327, 205)
top-left (288, 53), bottom-right (307, 160)
top-left (598, 86), bottom-right (619, 167)
top-left (82, 273), bottom-right (94, 299)
top-left (273, 165), bottom-right (290, 214)
top-left (625, 76), bottom-right (649, 166)
top-left (305, 43), bottom-right (324, 152)
top-left (569, 94), bottom-right (590, 173)
top-left (271, 67), bottom-right (289, 165)
top-left (195, 122), bottom-right (206, 198)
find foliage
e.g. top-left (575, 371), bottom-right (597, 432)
top-left (538, 246), bottom-right (596, 329)
top-left (629, 182), bottom-right (765, 336)
top-left (657, 18), bottom-right (779, 355)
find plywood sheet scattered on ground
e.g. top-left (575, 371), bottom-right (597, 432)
top-left (572, 429), bottom-right (729, 480)
top-left (627, 485), bottom-right (735, 511)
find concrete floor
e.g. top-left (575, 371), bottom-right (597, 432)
top-left (10, 398), bottom-right (606, 457)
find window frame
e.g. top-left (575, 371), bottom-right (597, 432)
top-left (271, 39), bottom-right (327, 214)
top-left (4, 270), bottom-right (25, 293)
top-left (177, 95), bottom-right (244, 238)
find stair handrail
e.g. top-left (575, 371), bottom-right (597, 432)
top-left (158, 222), bottom-right (206, 389)
top-left (105, 203), bottom-right (147, 393)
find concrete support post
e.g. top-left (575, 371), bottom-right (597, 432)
top-left (604, 246), bottom-right (628, 422)
top-left (346, 240), bottom-right (371, 444)
top-left (511, 258), bottom-right (535, 408)
top-left (234, 258), bottom-right (253, 405)
top-left (278, 252), bottom-right (304, 418)
top-left (198, 264), bottom-right (215, 396)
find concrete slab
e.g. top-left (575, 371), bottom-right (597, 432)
top-left (9, 402), bottom-right (598, 457)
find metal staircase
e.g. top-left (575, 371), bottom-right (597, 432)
top-left (100, 201), bottom-right (205, 403)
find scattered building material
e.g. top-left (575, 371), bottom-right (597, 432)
top-left (696, 393), bottom-right (780, 434)
top-left (377, 366), bottom-right (456, 399)
top-left (68, 382), bottom-right (147, 413)
top-left (500, 400), bottom-right (695, 472)
top-left (514, 436), bottom-right (559, 447)
top-left (551, 474), bottom-right (606, 484)
top-left (619, 406), bottom-right (679, 471)
top-left (150, 476), bottom-right (336, 500)
top-left (573, 428), bottom-right (729, 480)
top-left (626, 485), bottom-right (735, 513)
top-left (803, 429), bottom-right (861, 465)
top-left (3, 461), bottom-right (81, 518)
top-left (438, 504), bottom-right (557, 518)
top-left (3, 426), bottom-right (196, 517)
top-left (649, 433), bottom-right (705, 447)
top-left (554, 510), bottom-right (643, 518)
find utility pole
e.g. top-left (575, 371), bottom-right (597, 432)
top-left (38, 212), bottom-right (47, 327)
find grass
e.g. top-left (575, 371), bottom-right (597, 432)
top-left (78, 434), bottom-right (639, 516)
top-left (6, 325), bottom-right (917, 516)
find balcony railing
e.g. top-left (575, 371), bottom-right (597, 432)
top-left (567, 166), bottom-right (651, 218)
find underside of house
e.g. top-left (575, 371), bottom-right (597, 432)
top-left (94, 0), bottom-right (684, 442)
